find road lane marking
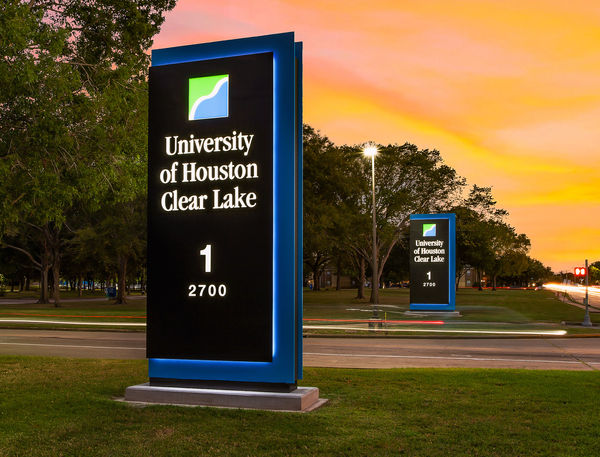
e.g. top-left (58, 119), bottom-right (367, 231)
top-left (303, 352), bottom-right (584, 365)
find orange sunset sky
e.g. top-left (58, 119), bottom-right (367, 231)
top-left (152, 0), bottom-right (600, 272)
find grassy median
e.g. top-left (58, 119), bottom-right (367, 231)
top-left (303, 287), bottom-right (588, 322)
top-left (0, 356), bottom-right (598, 456)
top-left (0, 297), bottom-right (147, 330)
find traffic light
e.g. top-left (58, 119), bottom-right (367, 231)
top-left (574, 267), bottom-right (587, 277)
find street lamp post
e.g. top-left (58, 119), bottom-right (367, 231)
top-left (363, 144), bottom-right (379, 319)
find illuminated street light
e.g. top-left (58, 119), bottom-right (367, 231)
top-left (363, 145), bottom-right (378, 158)
top-left (363, 143), bottom-right (379, 318)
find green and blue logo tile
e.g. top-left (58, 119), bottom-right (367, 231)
top-left (423, 223), bottom-right (436, 237)
top-left (188, 74), bottom-right (229, 120)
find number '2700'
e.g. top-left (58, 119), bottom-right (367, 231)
top-left (188, 284), bottom-right (227, 297)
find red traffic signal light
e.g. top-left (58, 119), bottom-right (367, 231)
top-left (574, 267), bottom-right (587, 277)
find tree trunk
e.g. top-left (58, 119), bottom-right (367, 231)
top-left (115, 254), bottom-right (128, 304)
top-left (39, 267), bottom-right (50, 304)
top-left (455, 268), bottom-right (464, 289)
top-left (305, 251), bottom-right (333, 292)
top-left (477, 268), bottom-right (483, 291)
top-left (357, 257), bottom-right (365, 299)
top-left (52, 255), bottom-right (61, 307)
top-left (336, 257), bottom-right (341, 291)
top-left (77, 275), bottom-right (83, 297)
top-left (37, 240), bottom-right (52, 304)
top-left (492, 274), bottom-right (497, 291)
top-left (313, 265), bottom-right (321, 291)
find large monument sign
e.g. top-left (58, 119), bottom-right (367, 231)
top-left (409, 213), bottom-right (456, 311)
top-left (145, 33), bottom-right (303, 388)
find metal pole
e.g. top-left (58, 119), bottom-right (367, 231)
top-left (583, 258), bottom-right (592, 327)
top-left (371, 153), bottom-right (379, 316)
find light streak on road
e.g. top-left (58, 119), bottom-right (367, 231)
top-left (0, 342), bottom-right (145, 350)
top-left (303, 325), bottom-right (567, 336)
top-left (303, 318), bottom-right (444, 325)
top-left (544, 283), bottom-right (600, 298)
top-left (1, 319), bottom-right (568, 336)
top-left (303, 352), bottom-right (586, 365)
top-left (0, 312), bottom-right (145, 319)
top-left (0, 319), bottom-right (146, 327)
top-left (544, 283), bottom-right (600, 309)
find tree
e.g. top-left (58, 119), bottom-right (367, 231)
top-left (340, 143), bottom-right (465, 303)
top-left (1, 225), bottom-right (54, 301)
top-left (0, 1), bottom-right (85, 303)
top-left (382, 237), bottom-right (410, 284)
top-left (499, 256), bottom-right (553, 287)
top-left (483, 222), bottom-right (530, 290)
top-left (67, 195), bottom-right (146, 304)
top-left (302, 125), bottom-right (351, 291)
top-left (0, 0), bottom-right (175, 304)
top-left (454, 185), bottom-right (512, 290)
top-left (589, 261), bottom-right (600, 285)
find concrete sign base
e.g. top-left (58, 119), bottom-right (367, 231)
top-left (404, 311), bottom-right (462, 318)
top-left (123, 383), bottom-right (327, 412)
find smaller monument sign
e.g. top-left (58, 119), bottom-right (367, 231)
top-left (409, 213), bottom-right (456, 311)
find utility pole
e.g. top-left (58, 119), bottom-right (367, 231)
top-left (582, 258), bottom-right (592, 327)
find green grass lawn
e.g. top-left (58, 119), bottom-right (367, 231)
top-left (0, 289), bottom-right (111, 300)
top-left (303, 287), bottom-right (590, 322)
top-left (0, 356), bottom-right (598, 456)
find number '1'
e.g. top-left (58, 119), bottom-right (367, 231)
top-left (200, 244), bottom-right (212, 273)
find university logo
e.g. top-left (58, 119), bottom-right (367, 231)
top-left (423, 223), bottom-right (436, 237)
top-left (188, 75), bottom-right (229, 121)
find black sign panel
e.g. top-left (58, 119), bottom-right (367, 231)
top-left (409, 218), bottom-right (450, 305)
top-left (147, 53), bottom-right (273, 362)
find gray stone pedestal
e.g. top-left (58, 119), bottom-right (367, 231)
top-left (123, 383), bottom-right (327, 412)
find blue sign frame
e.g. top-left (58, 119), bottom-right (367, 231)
top-left (409, 213), bottom-right (456, 311)
top-left (149, 33), bottom-right (302, 384)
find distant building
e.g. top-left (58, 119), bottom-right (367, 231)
top-left (457, 266), bottom-right (487, 288)
top-left (313, 267), bottom-right (355, 289)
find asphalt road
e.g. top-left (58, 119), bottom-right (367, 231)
top-left (544, 284), bottom-right (600, 310)
top-left (1, 329), bottom-right (599, 370)
top-left (564, 286), bottom-right (600, 308)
